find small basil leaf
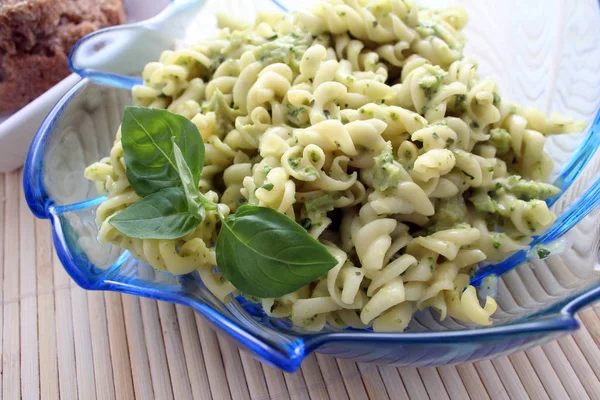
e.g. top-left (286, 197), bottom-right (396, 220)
top-left (172, 140), bottom-right (218, 217)
top-left (216, 205), bottom-right (337, 298)
top-left (109, 187), bottom-right (200, 239)
top-left (121, 107), bottom-right (204, 197)
top-left (172, 140), bottom-right (205, 219)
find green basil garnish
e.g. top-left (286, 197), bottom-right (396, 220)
top-left (216, 205), bottom-right (337, 298)
top-left (172, 140), bottom-right (215, 219)
top-left (109, 187), bottom-right (200, 239)
top-left (121, 106), bottom-right (204, 197)
top-left (110, 107), bottom-right (337, 298)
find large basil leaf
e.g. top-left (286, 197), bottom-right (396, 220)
top-left (121, 107), bottom-right (204, 197)
top-left (109, 187), bottom-right (200, 239)
top-left (216, 205), bottom-right (337, 298)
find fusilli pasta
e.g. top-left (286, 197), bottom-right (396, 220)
top-left (85, 0), bottom-right (584, 332)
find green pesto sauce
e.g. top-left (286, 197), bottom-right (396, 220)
top-left (503, 175), bottom-right (560, 201)
top-left (488, 128), bottom-right (511, 155)
top-left (418, 65), bottom-right (447, 111)
top-left (253, 32), bottom-right (313, 71)
top-left (201, 90), bottom-right (235, 137)
top-left (287, 104), bottom-right (309, 127)
top-left (372, 142), bottom-right (404, 191)
top-left (303, 193), bottom-right (337, 226)
top-left (469, 190), bottom-right (496, 213)
top-left (429, 195), bottom-right (467, 232)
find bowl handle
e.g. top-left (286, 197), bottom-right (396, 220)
top-left (186, 300), bottom-right (308, 372)
top-left (98, 273), bottom-right (309, 372)
top-left (46, 201), bottom-right (309, 372)
top-left (68, 0), bottom-right (208, 89)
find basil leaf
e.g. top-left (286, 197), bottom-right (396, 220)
top-left (109, 187), bottom-right (200, 239)
top-left (216, 205), bottom-right (337, 298)
top-left (172, 140), bottom-right (206, 220)
top-left (172, 140), bottom-right (217, 218)
top-left (121, 107), bottom-right (204, 197)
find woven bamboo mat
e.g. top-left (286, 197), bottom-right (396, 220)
top-left (3, 169), bottom-right (600, 400)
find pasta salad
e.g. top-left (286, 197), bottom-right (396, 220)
top-left (85, 0), bottom-right (584, 332)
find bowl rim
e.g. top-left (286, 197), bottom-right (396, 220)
top-left (23, 75), bottom-right (600, 371)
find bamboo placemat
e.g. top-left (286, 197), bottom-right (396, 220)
top-left (3, 169), bottom-right (600, 399)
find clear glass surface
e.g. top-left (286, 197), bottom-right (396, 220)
top-left (24, 0), bottom-right (600, 371)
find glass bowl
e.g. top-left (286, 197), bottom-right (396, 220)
top-left (23, 0), bottom-right (600, 372)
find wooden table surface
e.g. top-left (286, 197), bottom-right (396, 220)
top-left (3, 169), bottom-right (600, 399)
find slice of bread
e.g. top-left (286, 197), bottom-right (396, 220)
top-left (0, 0), bottom-right (126, 114)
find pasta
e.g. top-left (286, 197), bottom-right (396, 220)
top-left (85, 0), bottom-right (584, 332)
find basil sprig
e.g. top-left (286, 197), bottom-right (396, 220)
top-left (109, 106), bottom-right (337, 298)
top-left (111, 107), bottom-right (212, 237)
top-left (172, 139), bottom-right (213, 220)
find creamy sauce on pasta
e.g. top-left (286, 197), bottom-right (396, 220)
top-left (85, 0), bottom-right (584, 332)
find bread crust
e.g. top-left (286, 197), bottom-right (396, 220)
top-left (0, 0), bottom-right (126, 113)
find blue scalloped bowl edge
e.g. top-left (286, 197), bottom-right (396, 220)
top-left (22, 76), bottom-right (600, 372)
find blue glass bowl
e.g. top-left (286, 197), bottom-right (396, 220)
top-left (23, 0), bottom-right (600, 372)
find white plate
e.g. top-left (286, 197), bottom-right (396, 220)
top-left (0, 0), bottom-right (170, 172)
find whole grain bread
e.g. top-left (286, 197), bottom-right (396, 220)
top-left (0, 0), bottom-right (126, 114)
